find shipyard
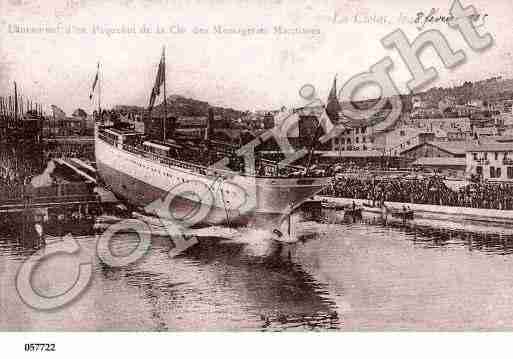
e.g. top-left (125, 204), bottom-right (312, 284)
top-left (4, 0), bottom-right (513, 349)
top-left (5, 58), bottom-right (513, 330)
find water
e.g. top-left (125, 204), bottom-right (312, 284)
top-left (3, 215), bottom-right (513, 331)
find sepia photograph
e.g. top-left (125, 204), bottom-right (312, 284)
top-left (2, 0), bottom-right (513, 354)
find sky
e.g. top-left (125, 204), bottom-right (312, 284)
top-left (1, 0), bottom-right (513, 115)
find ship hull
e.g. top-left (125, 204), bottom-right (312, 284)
top-left (95, 133), bottom-right (329, 229)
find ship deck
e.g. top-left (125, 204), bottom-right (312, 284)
top-left (97, 126), bottom-right (317, 180)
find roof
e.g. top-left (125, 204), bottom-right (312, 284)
top-left (338, 116), bottom-right (368, 128)
top-left (337, 109), bottom-right (400, 131)
top-left (412, 157), bottom-right (466, 167)
top-left (400, 140), bottom-right (473, 156)
top-left (495, 136), bottom-right (513, 143)
top-left (466, 142), bottom-right (513, 152)
top-left (319, 150), bottom-right (385, 158)
top-left (177, 116), bottom-right (207, 127)
top-left (429, 141), bottom-right (473, 155)
top-left (474, 127), bottom-right (497, 136)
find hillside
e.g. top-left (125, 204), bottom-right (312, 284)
top-left (152, 95), bottom-right (245, 119)
top-left (415, 77), bottom-right (513, 106)
top-left (114, 95), bottom-right (246, 119)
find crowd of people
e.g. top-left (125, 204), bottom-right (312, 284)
top-left (324, 175), bottom-right (513, 210)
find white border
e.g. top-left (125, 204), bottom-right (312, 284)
top-left (1, 332), bottom-right (510, 359)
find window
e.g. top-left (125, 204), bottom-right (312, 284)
top-left (356, 137), bottom-right (359, 143)
top-left (484, 152), bottom-right (488, 160)
top-left (496, 167), bottom-right (502, 178)
top-left (476, 166), bottom-right (483, 176)
top-left (473, 153), bottom-right (478, 160)
top-left (490, 166), bottom-right (495, 178)
top-left (508, 167), bottom-right (513, 179)
top-left (362, 126), bottom-right (367, 133)
top-left (495, 152), bottom-right (499, 161)
top-left (400, 130), bottom-right (405, 136)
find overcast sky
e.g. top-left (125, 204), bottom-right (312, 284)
top-left (1, 0), bottom-right (512, 114)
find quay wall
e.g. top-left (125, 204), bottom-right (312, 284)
top-left (316, 196), bottom-right (513, 224)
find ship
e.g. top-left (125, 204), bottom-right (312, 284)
top-left (94, 49), bottom-right (330, 230)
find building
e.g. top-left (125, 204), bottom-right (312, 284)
top-left (269, 106), bottom-right (332, 150)
top-left (331, 110), bottom-right (403, 152)
top-left (411, 157), bottom-right (466, 178)
top-left (401, 141), bottom-right (470, 177)
top-left (401, 141), bottom-right (470, 161)
top-left (410, 116), bottom-right (471, 134)
top-left (331, 118), bottom-right (374, 151)
top-left (372, 126), bottom-right (435, 155)
top-left (316, 150), bottom-right (405, 168)
top-left (466, 143), bottom-right (513, 181)
top-left (473, 126), bottom-right (499, 139)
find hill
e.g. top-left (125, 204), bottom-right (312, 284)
top-left (152, 95), bottom-right (245, 119)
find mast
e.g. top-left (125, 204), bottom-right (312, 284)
top-left (163, 46), bottom-right (167, 141)
top-left (8, 96), bottom-right (11, 125)
top-left (14, 82), bottom-right (18, 122)
top-left (98, 62), bottom-right (102, 123)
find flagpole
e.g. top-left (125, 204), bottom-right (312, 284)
top-left (163, 46), bottom-right (167, 141)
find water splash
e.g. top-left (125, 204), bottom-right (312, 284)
top-left (220, 227), bottom-right (280, 257)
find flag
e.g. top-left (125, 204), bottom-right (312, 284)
top-left (51, 105), bottom-right (66, 120)
top-left (89, 63), bottom-right (99, 100)
top-left (149, 49), bottom-right (165, 111)
top-left (326, 75), bottom-right (341, 123)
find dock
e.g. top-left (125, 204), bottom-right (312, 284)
top-left (0, 193), bottom-right (100, 213)
top-left (316, 196), bottom-right (513, 225)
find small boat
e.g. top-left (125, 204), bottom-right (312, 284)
top-left (344, 207), bottom-right (363, 218)
top-left (390, 209), bottom-right (414, 220)
top-left (362, 202), bottom-right (378, 208)
top-left (320, 200), bottom-right (345, 210)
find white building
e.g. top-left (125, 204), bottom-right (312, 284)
top-left (466, 143), bottom-right (513, 181)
